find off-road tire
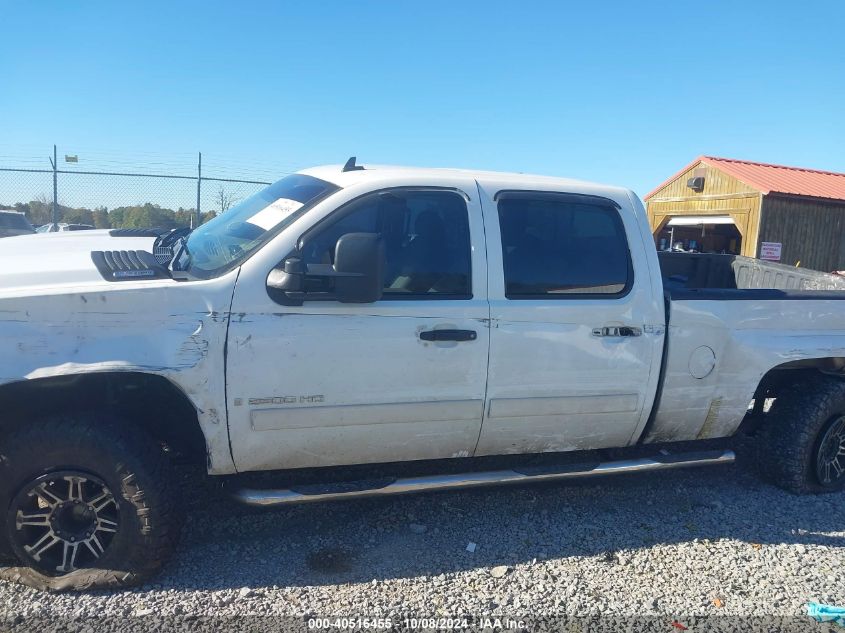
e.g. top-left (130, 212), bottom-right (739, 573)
top-left (0, 414), bottom-right (181, 591)
top-left (758, 374), bottom-right (845, 494)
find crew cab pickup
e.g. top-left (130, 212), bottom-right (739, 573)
top-left (2, 160), bottom-right (844, 590)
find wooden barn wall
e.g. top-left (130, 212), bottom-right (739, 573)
top-left (759, 196), bottom-right (845, 272)
top-left (646, 161), bottom-right (762, 257)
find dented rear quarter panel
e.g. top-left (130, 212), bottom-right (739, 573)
top-left (0, 273), bottom-right (239, 474)
top-left (646, 297), bottom-right (845, 442)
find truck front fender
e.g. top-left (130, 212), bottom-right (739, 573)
top-left (0, 282), bottom-right (237, 474)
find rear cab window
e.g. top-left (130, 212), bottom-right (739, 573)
top-left (496, 192), bottom-right (632, 298)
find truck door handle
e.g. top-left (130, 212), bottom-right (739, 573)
top-left (419, 329), bottom-right (477, 342)
top-left (592, 326), bottom-right (642, 338)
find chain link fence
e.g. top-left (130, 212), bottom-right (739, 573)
top-left (0, 148), bottom-right (274, 230)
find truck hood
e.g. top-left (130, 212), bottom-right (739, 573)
top-left (0, 230), bottom-right (159, 295)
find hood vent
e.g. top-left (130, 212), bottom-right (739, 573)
top-left (108, 227), bottom-right (168, 238)
top-left (91, 250), bottom-right (170, 282)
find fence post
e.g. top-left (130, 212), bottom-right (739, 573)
top-left (50, 144), bottom-right (58, 225)
top-left (195, 151), bottom-right (202, 228)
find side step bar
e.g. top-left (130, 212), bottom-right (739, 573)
top-left (231, 449), bottom-right (735, 507)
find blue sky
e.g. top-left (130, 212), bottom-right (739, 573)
top-left (2, 1), bottom-right (844, 197)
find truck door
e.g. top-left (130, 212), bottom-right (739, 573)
top-left (226, 181), bottom-right (489, 472)
top-left (475, 184), bottom-right (664, 455)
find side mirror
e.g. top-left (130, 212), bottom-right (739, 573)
top-left (266, 257), bottom-right (306, 305)
top-left (266, 233), bottom-right (384, 305)
top-left (333, 232), bottom-right (385, 303)
top-left (267, 257), bottom-right (304, 291)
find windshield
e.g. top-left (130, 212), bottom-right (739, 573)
top-left (183, 174), bottom-right (339, 278)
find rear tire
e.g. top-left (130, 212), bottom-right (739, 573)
top-left (0, 414), bottom-right (181, 591)
top-left (758, 375), bottom-right (845, 494)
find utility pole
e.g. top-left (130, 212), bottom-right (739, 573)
top-left (49, 144), bottom-right (58, 226)
top-left (195, 152), bottom-right (202, 228)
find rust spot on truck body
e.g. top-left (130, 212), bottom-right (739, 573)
top-left (696, 397), bottom-right (723, 439)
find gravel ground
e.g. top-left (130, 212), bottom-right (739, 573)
top-left (1, 444), bottom-right (843, 632)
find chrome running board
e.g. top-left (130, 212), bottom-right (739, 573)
top-left (231, 449), bottom-right (735, 507)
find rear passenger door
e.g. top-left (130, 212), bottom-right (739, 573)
top-left (475, 185), bottom-right (664, 455)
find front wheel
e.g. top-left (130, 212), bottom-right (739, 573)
top-left (0, 415), bottom-right (181, 591)
top-left (758, 375), bottom-right (845, 494)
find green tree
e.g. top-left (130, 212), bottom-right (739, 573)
top-left (174, 208), bottom-right (194, 227)
top-left (26, 198), bottom-right (53, 226)
top-left (109, 207), bottom-right (126, 227)
top-left (62, 207), bottom-right (95, 226)
top-left (9, 198), bottom-right (200, 230)
top-left (92, 207), bottom-right (110, 229)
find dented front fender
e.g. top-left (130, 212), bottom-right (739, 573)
top-left (0, 272), bottom-right (239, 474)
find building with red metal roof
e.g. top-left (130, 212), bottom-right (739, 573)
top-left (645, 156), bottom-right (845, 272)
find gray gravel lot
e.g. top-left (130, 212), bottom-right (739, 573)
top-left (1, 445), bottom-right (843, 631)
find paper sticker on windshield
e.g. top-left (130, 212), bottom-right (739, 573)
top-left (246, 198), bottom-right (304, 231)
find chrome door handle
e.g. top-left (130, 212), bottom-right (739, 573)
top-left (592, 326), bottom-right (642, 338)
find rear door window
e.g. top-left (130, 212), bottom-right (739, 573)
top-left (497, 193), bottom-right (631, 297)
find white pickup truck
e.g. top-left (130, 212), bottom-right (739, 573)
top-left (1, 159), bottom-right (845, 591)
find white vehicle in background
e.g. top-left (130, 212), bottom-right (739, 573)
top-left (0, 210), bottom-right (35, 238)
top-left (1, 158), bottom-right (844, 591)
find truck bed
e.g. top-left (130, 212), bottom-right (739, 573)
top-left (658, 252), bottom-right (845, 295)
top-left (645, 252), bottom-right (845, 445)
